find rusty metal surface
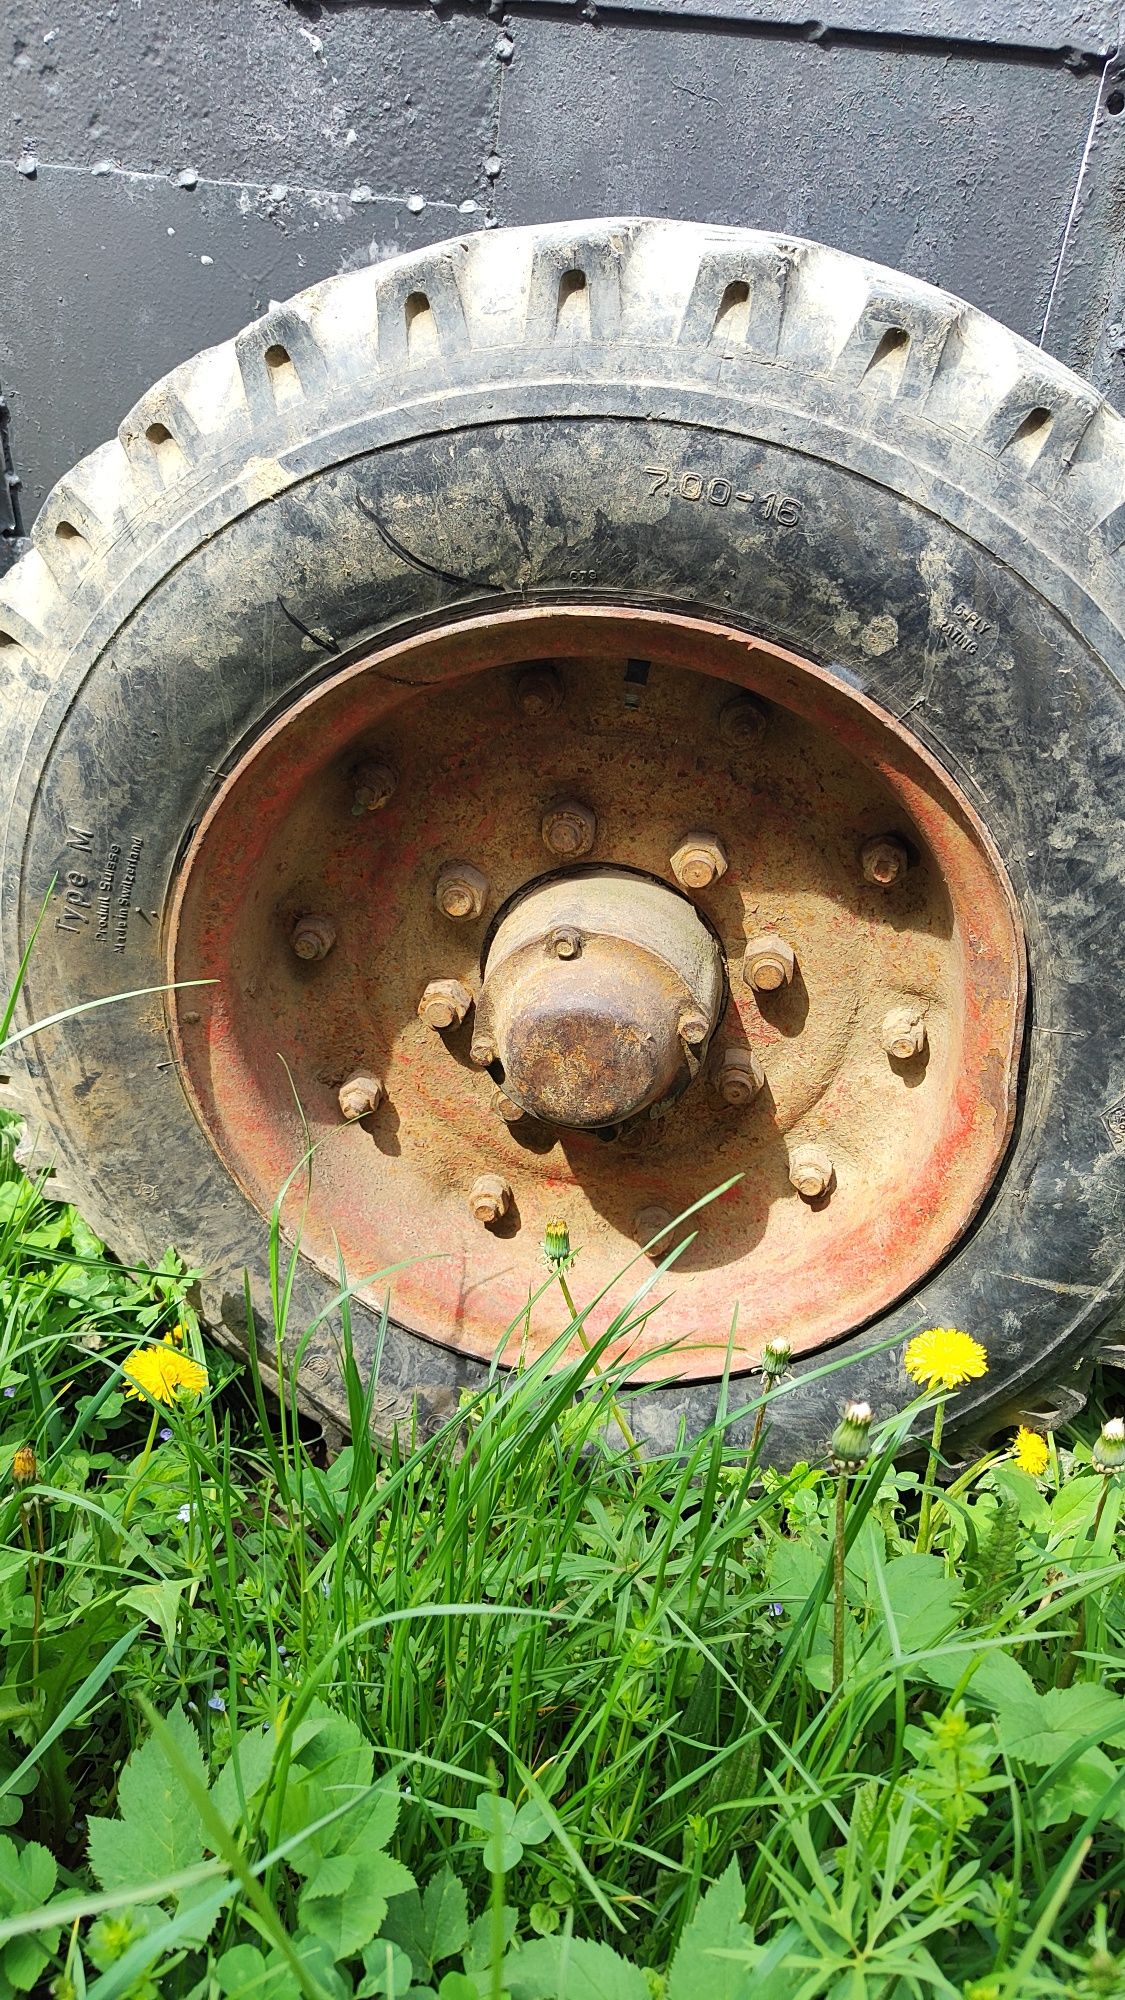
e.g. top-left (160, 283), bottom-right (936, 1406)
top-left (476, 868), bottom-right (725, 1127)
top-left (168, 605), bottom-right (1025, 1383)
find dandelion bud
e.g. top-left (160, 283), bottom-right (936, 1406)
top-left (1092, 1416), bottom-right (1125, 1474)
top-left (831, 1399), bottom-right (873, 1470)
top-left (11, 1444), bottom-right (37, 1488)
top-left (762, 1336), bottom-right (791, 1382)
top-left (543, 1218), bottom-right (572, 1270)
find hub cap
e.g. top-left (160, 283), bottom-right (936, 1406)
top-left (168, 606), bottom-right (1025, 1381)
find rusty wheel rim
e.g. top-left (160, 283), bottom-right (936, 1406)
top-left (168, 605), bottom-right (1025, 1382)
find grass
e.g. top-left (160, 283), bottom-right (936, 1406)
top-left (0, 1109), bottom-right (1123, 1999)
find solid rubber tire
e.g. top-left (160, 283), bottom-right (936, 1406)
top-left (2, 217), bottom-right (1124, 1460)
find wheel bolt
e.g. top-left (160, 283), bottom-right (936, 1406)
top-left (670, 831), bottom-right (728, 890)
top-left (718, 692), bottom-right (768, 747)
top-left (492, 1085), bottom-right (525, 1123)
top-left (515, 664), bottom-right (563, 716)
top-left (882, 1005), bottom-right (927, 1060)
top-left (541, 799), bottom-right (597, 857)
top-left (435, 862), bottom-right (489, 920)
top-left (633, 1205), bottom-right (673, 1245)
top-left (338, 1071), bottom-right (383, 1120)
top-left (678, 1009), bottom-right (711, 1046)
top-left (743, 932), bottom-right (796, 991)
top-left (861, 834), bottom-right (909, 887)
top-left (470, 1033), bottom-right (497, 1068)
top-left (547, 925), bottom-right (582, 959)
top-left (789, 1143), bottom-right (834, 1200)
top-left (715, 1046), bottom-right (765, 1104)
top-left (352, 759), bottom-right (397, 813)
top-left (468, 1172), bottom-right (511, 1225)
top-left (418, 978), bottom-right (473, 1030)
top-left (290, 914), bottom-right (336, 961)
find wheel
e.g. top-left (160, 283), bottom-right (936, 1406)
top-left (2, 217), bottom-right (1123, 1461)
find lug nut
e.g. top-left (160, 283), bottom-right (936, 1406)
top-left (435, 862), bottom-right (489, 920)
top-left (492, 1085), bottom-right (526, 1123)
top-left (470, 1033), bottom-right (497, 1068)
top-left (860, 834), bottom-right (909, 887)
top-left (743, 933), bottom-right (796, 991)
top-left (718, 692), bottom-right (768, 747)
top-left (789, 1143), bottom-right (834, 1200)
top-left (515, 664), bottom-right (563, 716)
top-left (670, 831), bottom-right (728, 890)
top-left (882, 1005), bottom-right (927, 1060)
top-left (715, 1046), bottom-right (765, 1104)
top-left (352, 759), bottom-right (397, 813)
top-left (338, 1071), bottom-right (383, 1120)
top-left (418, 978), bottom-right (474, 1030)
top-left (678, 1009), bottom-right (711, 1046)
top-left (633, 1205), bottom-right (673, 1245)
top-left (468, 1172), bottom-right (511, 1225)
top-left (541, 799), bottom-right (597, 858)
top-left (290, 914), bottom-right (336, 961)
top-left (547, 925), bottom-right (582, 959)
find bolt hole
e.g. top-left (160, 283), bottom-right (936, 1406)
top-left (1107, 89), bottom-right (1124, 113)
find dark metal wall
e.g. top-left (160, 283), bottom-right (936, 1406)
top-left (3, 0), bottom-right (1125, 572)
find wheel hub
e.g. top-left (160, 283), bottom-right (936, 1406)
top-left (167, 605), bottom-right (1024, 1382)
top-left (475, 869), bottom-right (726, 1129)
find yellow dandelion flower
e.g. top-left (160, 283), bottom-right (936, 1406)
top-left (1011, 1426), bottom-right (1049, 1478)
top-left (123, 1336), bottom-right (208, 1406)
top-left (904, 1327), bottom-right (988, 1392)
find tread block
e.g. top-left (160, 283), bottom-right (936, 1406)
top-left (235, 307), bottom-right (330, 422)
top-left (835, 288), bottom-right (961, 402)
top-left (524, 234), bottom-right (624, 344)
top-left (375, 256), bottom-right (469, 369)
top-left (118, 385), bottom-right (202, 491)
top-left (677, 241), bottom-right (797, 363)
top-left (979, 372), bottom-right (1099, 482)
top-left (32, 481), bottom-right (120, 585)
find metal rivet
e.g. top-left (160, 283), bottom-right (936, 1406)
top-left (678, 1009), bottom-right (711, 1046)
top-left (338, 1071), bottom-right (383, 1120)
top-left (435, 862), bottom-right (489, 920)
top-left (290, 914), bottom-right (336, 961)
top-left (633, 1204), bottom-right (673, 1245)
top-left (715, 1046), bottom-right (765, 1104)
top-left (541, 799), bottom-right (596, 857)
top-left (418, 978), bottom-right (474, 1030)
top-left (718, 692), bottom-right (768, 748)
top-left (547, 925), bottom-right (582, 959)
top-left (515, 664), bottom-right (563, 716)
top-left (468, 1172), bottom-right (512, 1224)
top-left (743, 932), bottom-right (796, 991)
top-left (492, 1085), bottom-right (526, 1123)
top-left (882, 1005), bottom-right (927, 1060)
top-left (670, 831), bottom-right (728, 890)
top-left (788, 1143), bottom-right (834, 1200)
top-left (860, 834), bottom-right (909, 887)
top-left (352, 760), bottom-right (397, 813)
